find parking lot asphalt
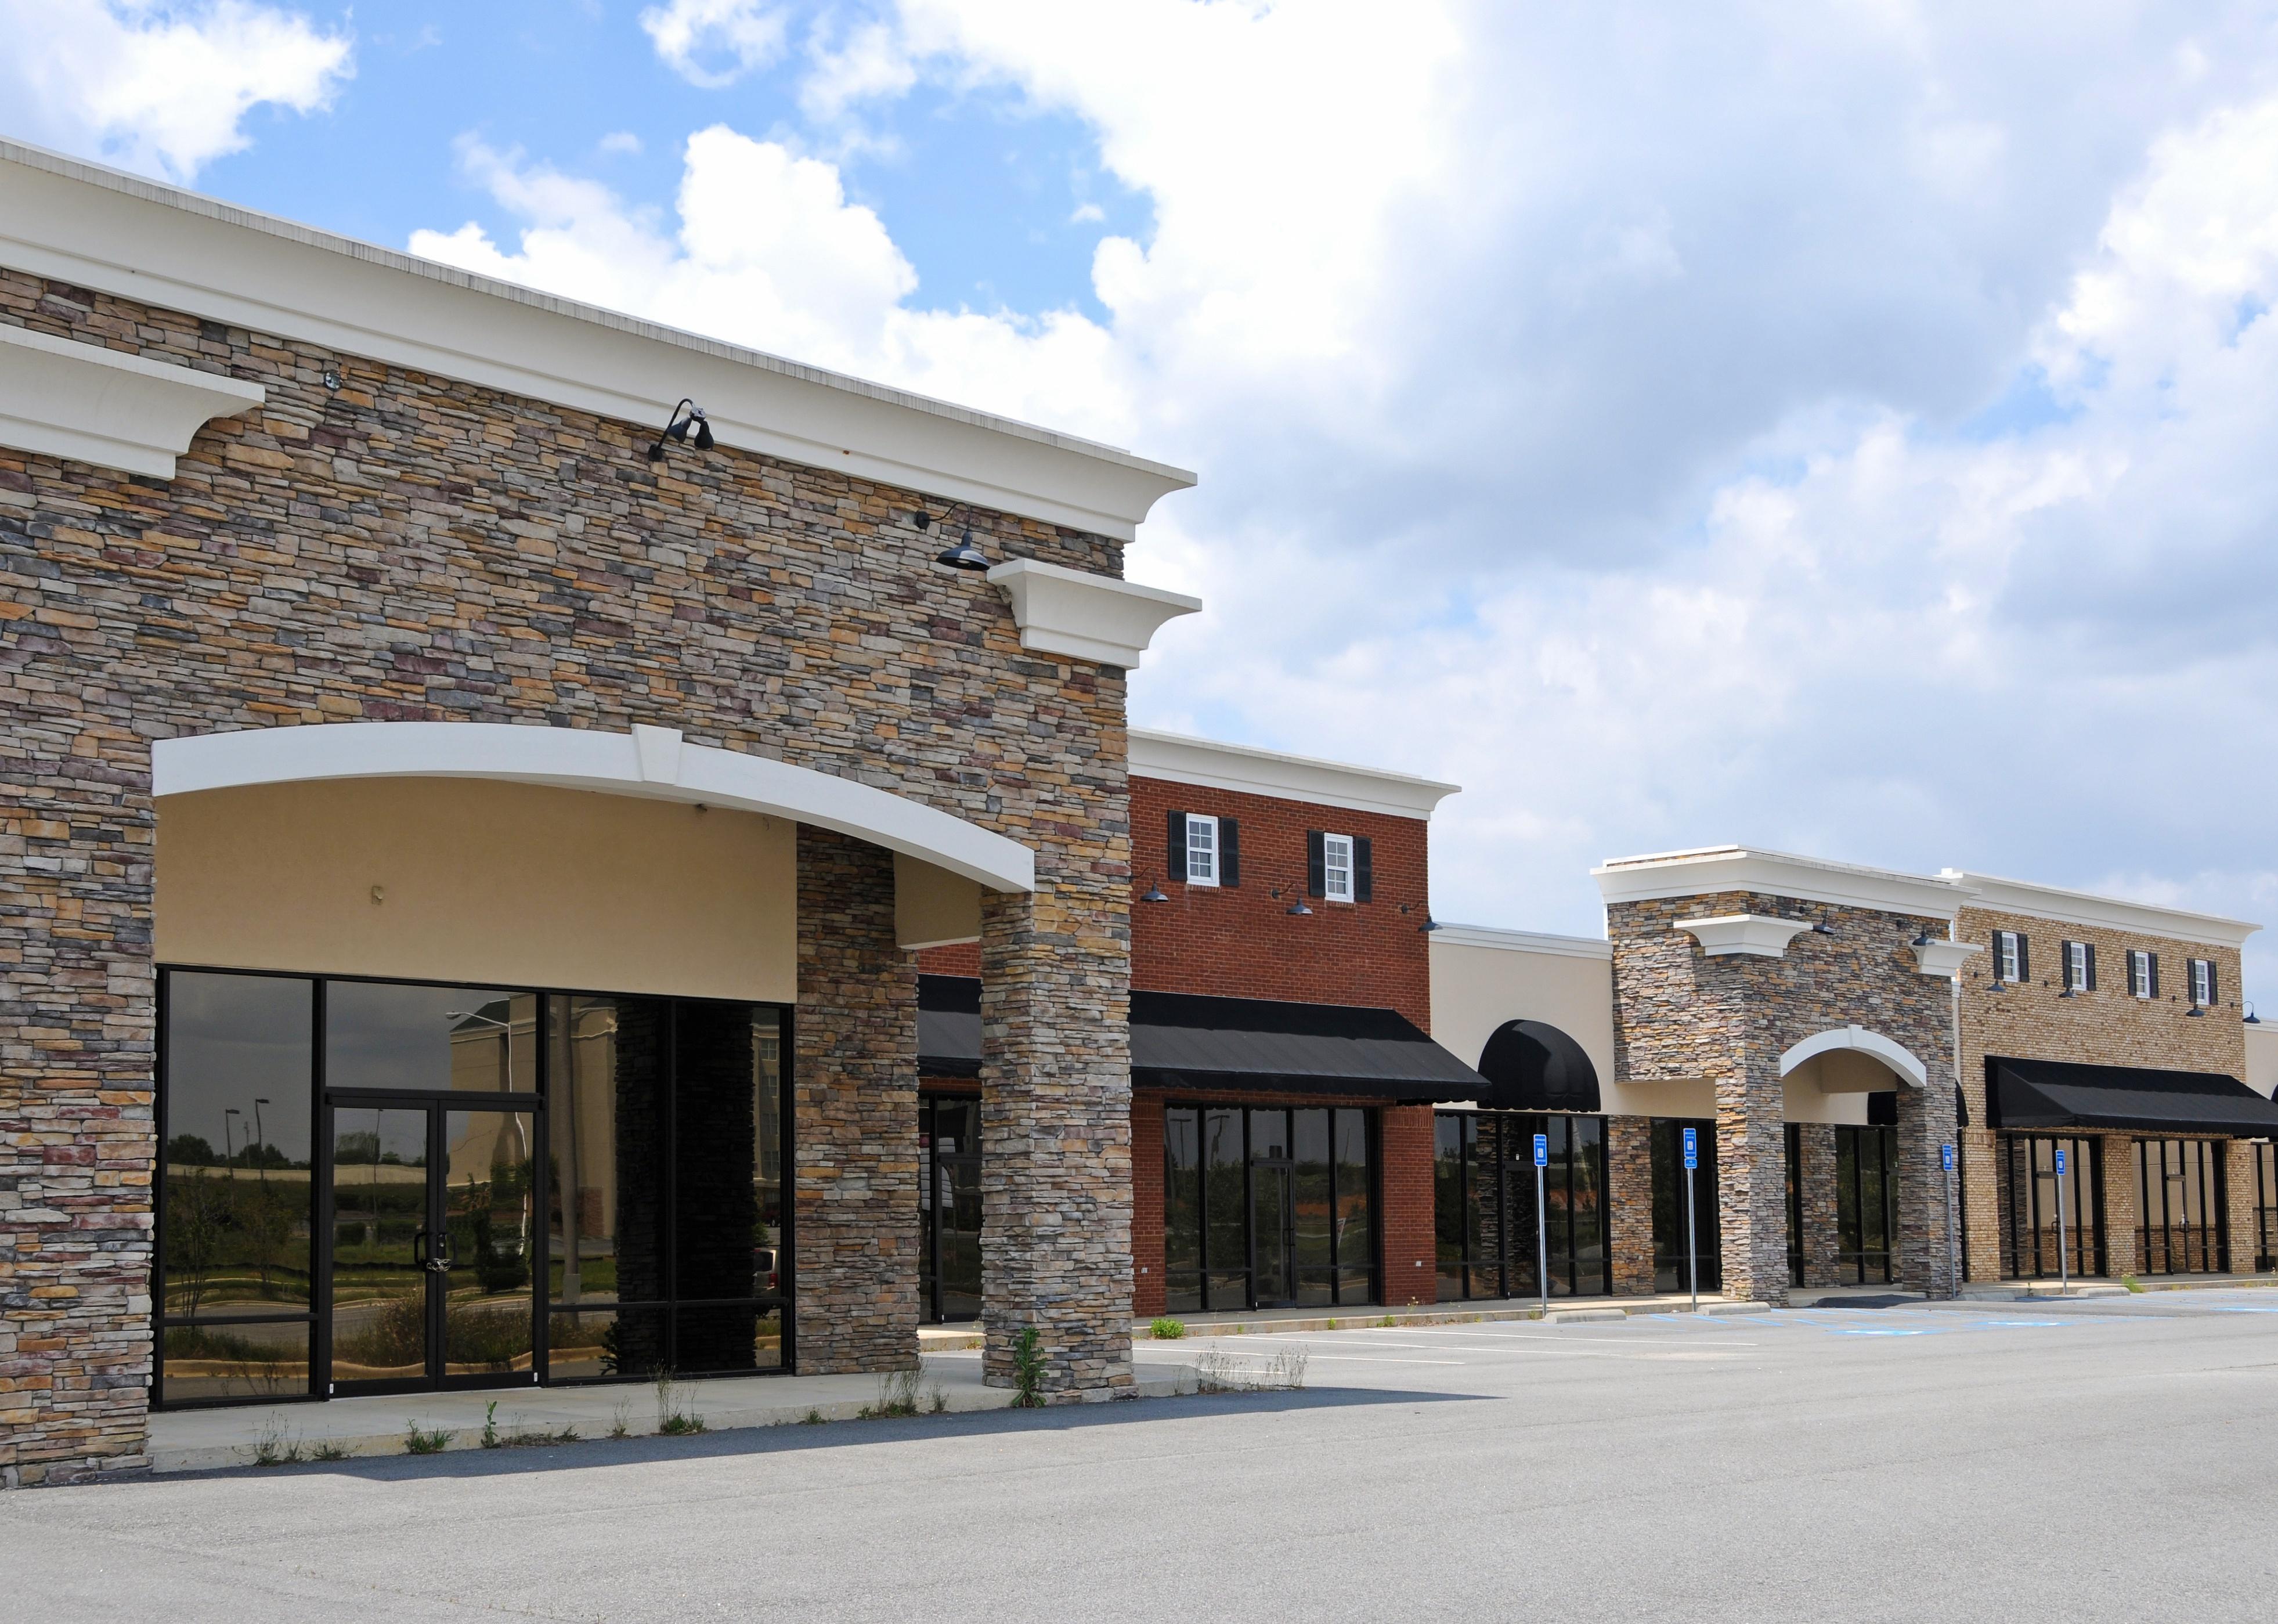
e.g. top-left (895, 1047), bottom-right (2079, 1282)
top-left (10, 1293), bottom-right (2278, 1623)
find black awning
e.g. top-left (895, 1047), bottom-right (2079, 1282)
top-left (1987, 1055), bottom-right (2278, 1137)
top-left (1475, 1020), bottom-right (1600, 1113)
top-left (1131, 990), bottom-right (1485, 1103)
top-left (918, 975), bottom-right (981, 1078)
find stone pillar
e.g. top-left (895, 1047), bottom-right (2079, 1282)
top-left (1377, 1105), bottom-right (1437, 1308)
top-left (1607, 1116), bottom-right (1656, 1294)
top-left (1800, 1124), bottom-right (1842, 1287)
top-left (1894, 1079), bottom-right (1959, 1298)
top-left (2102, 1135), bottom-right (2140, 1279)
top-left (792, 828), bottom-right (918, 1374)
top-left (0, 739), bottom-right (155, 1488)
top-left (979, 883), bottom-right (1132, 1398)
top-left (2223, 1139), bottom-right (2259, 1275)
top-left (1714, 1053), bottom-right (1790, 1305)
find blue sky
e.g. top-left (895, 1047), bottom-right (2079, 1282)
top-left (9, 1), bottom-right (2278, 997)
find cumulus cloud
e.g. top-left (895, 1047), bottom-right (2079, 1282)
top-left (0, 0), bottom-right (352, 182)
top-left (640, 0), bottom-right (789, 89)
top-left (398, 0), bottom-right (2278, 988)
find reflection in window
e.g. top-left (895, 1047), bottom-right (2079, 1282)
top-left (326, 981), bottom-right (539, 1094)
top-left (1164, 1104), bottom-right (1376, 1314)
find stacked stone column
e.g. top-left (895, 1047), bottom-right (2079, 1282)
top-left (792, 828), bottom-right (919, 1374)
top-left (1713, 1049), bottom-right (1792, 1305)
top-left (1893, 1074), bottom-right (1959, 1297)
top-left (979, 882), bottom-right (1134, 1398)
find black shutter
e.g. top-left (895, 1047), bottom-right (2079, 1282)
top-left (2059, 940), bottom-right (2073, 989)
top-left (1219, 818), bottom-right (1240, 888)
top-left (2149, 952), bottom-right (2160, 999)
top-left (2017, 934), bottom-right (2029, 983)
top-left (1353, 836), bottom-right (1373, 902)
top-left (2085, 943), bottom-right (2096, 991)
top-left (1168, 810), bottom-right (1188, 885)
top-left (2208, 961), bottom-right (2219, 1006)
top-left (1306, 831), bottom-right (1326, 897)
top-left (1992, 930), bottom-right (2005, 981)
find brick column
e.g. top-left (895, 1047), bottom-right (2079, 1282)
top-left (2223, 1139), bottom-right (2259, 1275)
top-left (1714, 1054), bottom-right (1789, 1304)
top-left (1607, 1115), bottom-right (1655, 1294)
top-left (1130, 1094), bottom-right (1165, 1319)
top-left (0, 741), bottom-right (155, 1488)
top-left (1377, 1106), bottom-right (1436, 1308)
top-left (1961, 1125), bottom-right (2003, 1283)
top-left (1800, 1123), bottom-right (1842, 1287)
top-left (793, 828), bottom-right (918, 1374)
top-left (979, 883), bottom-right (1132, 1398)
top-left (2102, 1135), bottom-right (2140, 1279)
top-left (1895, 1078), bottom-right (1960, 1297)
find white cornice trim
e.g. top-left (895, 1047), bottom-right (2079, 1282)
top-left (1779, 1026), bottom-right (1929, 1089)
top-left (0, 140), bottom-right (1196, 539)
top-left (1943, 871), bottom-right (2262, 951)
top-left (1429, 923), bottom-right (1612, 961)
top-left (984, 558), bottom-right (1200, 669)
top-left (152, 721), bottom-right (1035, 893)
top-left (1128, 730), bottom-right (1460, 820)
top-left (1596, 844), bottom-right (1969, 919)
top-left (1674, 914), bottom-right (1813, 958)
top-left (1912, 938), bottom-right (1985, 979)
top-left (0, 323), bottom-right (266, 478)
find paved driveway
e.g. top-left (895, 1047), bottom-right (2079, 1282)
top-left (11, 1294), bottom-right (2278, 1622)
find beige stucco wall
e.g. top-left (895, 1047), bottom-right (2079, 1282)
top-left (156, 777), bottom-right (797, 1002)
top-left (2248, 1023), bottom-right (2278, 1098)
top-left (1431, 930), bottom-right (1618, 1087)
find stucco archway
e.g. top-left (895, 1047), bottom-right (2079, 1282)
top-left (1778, 1026), bottom-right (1929, 1089)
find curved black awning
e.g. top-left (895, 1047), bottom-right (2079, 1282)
top-left (1474, 1019), bottom-right (1601, 1113)
top-left (917, 977), bottom-right (1485, 1102)
top-left (1987, 1055), bottom-right (2278, 1137)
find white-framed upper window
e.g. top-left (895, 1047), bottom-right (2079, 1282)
top-left (2066, 940), bottom-right (2090, 993)
top-left (1997, 930), bottom-right (2021, 983)
top-left (2129, 950), bottom-right (2155, 999)
top-left (2191, 957), bottom-right (2215, 1008)
top-left (1184, 813), bottom-right (1219, 887)
top-left (1320, 832), bottom-right (1355, 902)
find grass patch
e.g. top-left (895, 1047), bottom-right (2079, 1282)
top-left (1149, 1316), bottom-right (1186, 1340)
top-left (2121, 1273), bottom-right (2145, 1293)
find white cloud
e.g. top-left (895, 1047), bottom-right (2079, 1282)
top-left (402, 0), bottom-right (2278, 994)
top-left (639, 0), bottom-right (788, 89)
top-left (598, 131), bottom-right (644, 157)
top-left (0, 0), bottom-right (352, 182)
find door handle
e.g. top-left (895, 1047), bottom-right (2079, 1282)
top-left (413, 1230), bottom-right (452, 1274)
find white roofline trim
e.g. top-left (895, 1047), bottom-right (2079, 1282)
top-left (1942, 871), bottom-right (2261, 951)
top-left (1594, 844), bottom-right (1969, 919)
top-left (1779, 1026), bottom-right (1928, 1089)
top-left (986, 559), bottom-right (1200, 669)
top-left (1674, 914), bottom-right (1814, 959)
top-left (1428, 923), bottom-right (1612, 961)
top-left (0, 139), bottom-right (1195, 540)
top-left (152, 721), bottom-right (1035, 893)
top-left (1128, 730), bottom-right (1459, 820)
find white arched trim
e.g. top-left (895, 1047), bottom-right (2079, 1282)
top-left (1778, 1026), bottom-right (1928, 1089)
top-left (152, 721), bottom-right (1036, 893)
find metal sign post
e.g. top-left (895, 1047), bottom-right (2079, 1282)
top-left (1941, 1143), bottom-right (1957, 1295)
top-left (1533, 1132), bottom-right (1549, 1315)
top-left (1683, 1126), bottom-right (1700, 1312)
top-left (2054, 1146), bottom-right (2070, 1297)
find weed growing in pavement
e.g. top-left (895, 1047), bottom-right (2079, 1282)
top-left (1377, 1315), bottom-right (1396, 1328)
top-left (1010, 1326), bottom-right (1046, 1408)
top-left (861, 1368), bottom-right (925, 1419)
top-left (654, 1370), bottom-right (706, 1435)
top-left (481, 1401), bottom-right (502, 1449)
top-left (1324, 1319), bottom-right (1339, 1331)
top-left (802, 1409), bottom-right (826, 1425)
top-left (309, 1441), bottom-right (352, 1462)
top-left (608, 1401), bottom-right (631, 1439)
top-left (403, 1423), bottom-right (452, 1455)
top-left (1149, 1317), bottom-right (1186, 1340)
top-left (251, 1417), bottom-right (303, 1466)
top-left (2121, 1274), bottom-right (2145, 1293)
top-left (928, 1378), bottom-right (948, 1414)
top-left (1195, 1347), bottom-right (1309, 1394)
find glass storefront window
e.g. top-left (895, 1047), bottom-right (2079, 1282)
top-left (1651, 1117), bottom-right (1720, 1294)
top-left (1433, 1110), bottom-right (1611, 1301)
top-left (2136, 1137), bottom-right (2226, 1275)
top-left (1164, 1107), bottom-right (1203, 1313)
top-left (1998, 1134), bottom-right (2103, 1280)
top-left (1166, 1102), bottom-right (1377, 1314)
top-left (327, 981), bottom-right (539, 1094)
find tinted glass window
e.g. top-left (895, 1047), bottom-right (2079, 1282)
top-left (328, 981), bottom-right (539, 1094)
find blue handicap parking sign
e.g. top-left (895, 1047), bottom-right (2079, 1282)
top-left (1682, 1126), bottom-right (1698, 1170)
top-left (1942, 1143), bottom-right (1956, 1173)
top-left (1533, 1132), bottom-right (1548, 1167)
top-left (2055, 1147), bottom-right (2068, 1175)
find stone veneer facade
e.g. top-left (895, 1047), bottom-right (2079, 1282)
top-left (1609, 892), bottom-right (1961, 1305)
top-left (1, 264), bottom-right (1136, 1481)
top-left (1955, 904), bottom-right (2249, 1283)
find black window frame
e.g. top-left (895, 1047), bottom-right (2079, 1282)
top-left (1163, 1101), bottom-right (1378, 1314)
top-left (1996, 1132), bottom-right (2105, 1280)
top-left (1433, 1109), bottom-right (1611, 1302)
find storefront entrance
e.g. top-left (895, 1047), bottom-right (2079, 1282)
top-left (1650, 1117), bottom-right (1720, 1294)
top-left (327, 1099), bottom-right (538, 1394)
top-left (919, 1096), bottom-right (983, 1323)
top-left (1834, 1124), bottom-right (1899, 1285)
top-left (2136, 1137), bottom-right (2228, 1275)
top-left (1163, 1104), bottom-right (1377, 1313)
top-left (1997, 1134), bottom-right (2104, 1279)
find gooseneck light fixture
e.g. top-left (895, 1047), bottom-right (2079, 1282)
top-left (912, 504), bottom-right (991, 572)
top-left (648, 398), bottom-right (716, 463)
top-left (1139, 876), bottom-right (1170, 904)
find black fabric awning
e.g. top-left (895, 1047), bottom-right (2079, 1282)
top-left (916, 977), bottom-right (1485, 1102)
top-left (1132, 990), bottom-right (1486, 1102)
top-left (918, 975), bottom-right (981, 1078)
top-left (1987, 1055), bottom-right (2278, 1137)
top-left (1475, 1019), bottom-right (1600, 1113)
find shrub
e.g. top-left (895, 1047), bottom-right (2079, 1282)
top-left (1149, 1317), bottom-right (1186, 1340)
top-left (1010, 1326), bottom-right (1046, 1408)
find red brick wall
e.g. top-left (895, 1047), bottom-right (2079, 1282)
top-left (917, 943), bottom-right (980, 976)
top-left (1131, 775), bottom-right (1432, 1028)
top-left (1380, 1105), bottom-right (1439, 1308)
top-left (1132, 1093), bottom-right (1167, 1318)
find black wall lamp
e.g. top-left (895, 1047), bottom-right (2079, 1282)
top-left (1285, 876), bottom-right (1313, 916)
top-left (2247, 1002), bottom-right (2261, 1024)
top-left (648, 398), bottom-right (715, 462)
top-left (913, 504), bottom-right (991, 571)
top-left (1139, 875), bottom-right (1170, 904)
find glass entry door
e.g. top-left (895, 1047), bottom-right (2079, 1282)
top-left (1835, 1125), bottom-right (1898, 1285)
top-left (1251, 1161), bottom-right (1295, 1307)
top-left (328, 1099), bottom-right (538, 1394)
